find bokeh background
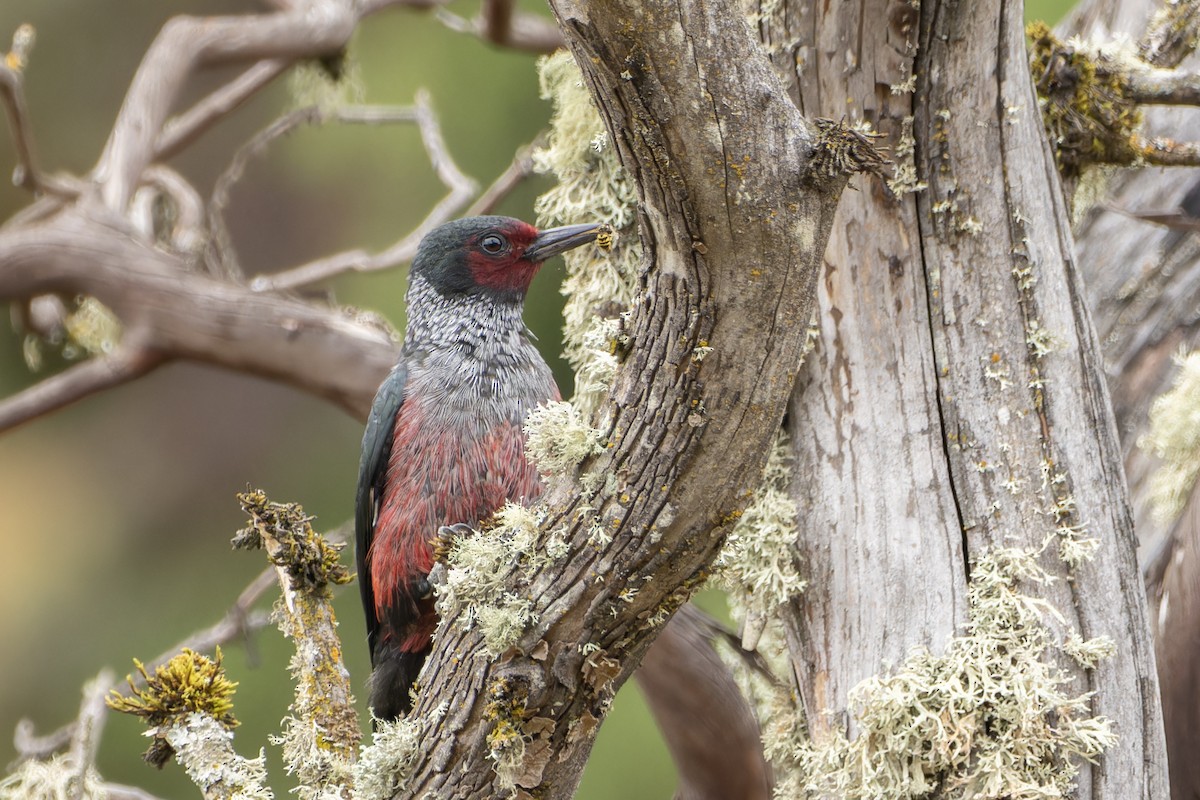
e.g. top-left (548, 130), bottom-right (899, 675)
top-left (0, 1), bottom-right (1073, 797)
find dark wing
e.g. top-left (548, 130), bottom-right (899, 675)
top-left (356, 363), bottom-right (408, 661)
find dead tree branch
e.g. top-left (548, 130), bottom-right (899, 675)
top-left (250, 92), bottom-right (478, 292)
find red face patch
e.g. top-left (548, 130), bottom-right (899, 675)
top-left (464, 221), bottom-right (542, 293)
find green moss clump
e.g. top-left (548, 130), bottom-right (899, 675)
top-left (1027, 21), bottom-right (1144, 178)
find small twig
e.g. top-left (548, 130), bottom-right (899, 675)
top-left (207, 105), bottom-right (326, 279)
top-left (465, 139), bottom-right (542, 217)
top-left (206, 102), bottom-right (438, 282)
top-left (144, 567), bottom-right (278, 678)
top-left (1102, 203), bottom-right (1200, 232)
top-left (155, 59), bottom-right (290, 162)
top-left (1137, 135), bottom-right (1200, 167)
top-left (1125, 67), bottom-right (1200, 106)
top-left (434, 6), bottom-right (563, 53)
top-left (67, 672), bottom-right (115, 800)
top-left (0, 342), bottom-right (162, 434)
top-left (1, 26), bottom-right (74, 197)
top-left (13, 717), bottom-right (75, 760)
top-left (252, 91), bottom-right (477, 292)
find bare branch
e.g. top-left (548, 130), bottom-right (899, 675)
top-left (155, 59), bottom-right (290, 162)
top-left (1137, 134), bottom-right (1200, 166)
top-left (97, 3), bottom-right (359, 211)
top-left (0, 342), bottom-right (162, 433)
top-left (1125, 66), bottom-right (1200, 106)
top-left (434, 6), bottom-right (564, 54)
top-left (635, 606), bottom-right (772, 800)
top-left (251, 92), bottom-right (477, 292)
top-left (465, 140), bottom-right (540, 217)
top-left (0, 210), bottom-right (399, 425)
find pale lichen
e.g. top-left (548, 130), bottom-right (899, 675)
top-left (435, 503), bottom-right (552, 656)
top-left (163, 713), bottom-right (273, 800)
top-left (353, 702), bottom-right (447, 800)
top-left (793, 547), bottom-right (1117, 799)
top-left (712, 431), bottom-right (805, 650)
top-left (523, 400), bottom-right (605, 477)
top-left (534, 50), bottom-right (640, 418)
top-left (1141, 349), bottom-right (1200, 523)
top-left (234, 491), bottom-right (358, 799)
top-left (0, 754), bottom-right (104, 800)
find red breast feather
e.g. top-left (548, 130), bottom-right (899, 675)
top-left (370, 394), bottom-right (543, 652)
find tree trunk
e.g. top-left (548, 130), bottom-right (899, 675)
top-left (393, 0), bottom-right (856, 795)
top-left (771, 0), bottom-right (1169, 796)
top-left (1065, 0), bottom-right (1200, 795)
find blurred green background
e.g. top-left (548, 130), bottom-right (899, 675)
top-left (0, 1), bottom-right (1073, 797)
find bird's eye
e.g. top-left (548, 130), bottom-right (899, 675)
top-left (480, 233), bottom-right (508, 254)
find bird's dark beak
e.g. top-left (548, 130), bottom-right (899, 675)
top-left (525, 222), bottom-right (604, 263)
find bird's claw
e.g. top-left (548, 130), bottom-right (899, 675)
top-left (432, 522), bottom-right (474, 562)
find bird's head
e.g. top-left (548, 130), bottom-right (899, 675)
top-left (411, 216), bottom-right (605, 302)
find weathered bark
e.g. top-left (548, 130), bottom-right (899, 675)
top-left (394, 0), bottom-right (851, 795)
top-left (769, 0), bottom-right (1168, 795)
top-left (636, 606), bottom-right (771, 800)
top-left (1065, 2), bottom-right (1200, 796)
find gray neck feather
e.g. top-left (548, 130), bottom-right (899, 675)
top-left (401, 274), bottom-right (552, 411)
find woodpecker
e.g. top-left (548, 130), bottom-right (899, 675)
top-left (356, 215), bottom-right (603, 721)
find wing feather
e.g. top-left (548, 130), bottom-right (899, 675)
top-left (356, 363), bottom-right (407, 660)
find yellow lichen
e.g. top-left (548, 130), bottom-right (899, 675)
top-left (1027, 21), bottom-right (1145, 178)
top-left (106, 648), bottom-right (239, 767)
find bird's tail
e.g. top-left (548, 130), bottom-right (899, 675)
top-left (369, 640), bottom-right (428, 724)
